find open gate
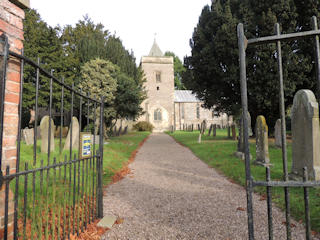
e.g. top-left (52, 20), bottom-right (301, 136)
top-left (237, 16), bottom-right (320, 240)
top-left (0, 33), bottom-right (104, 239)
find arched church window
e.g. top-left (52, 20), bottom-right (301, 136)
top-left (156, 72), bottom-right (161, 83)
top-left (154, 108), bottom-right (162, 121)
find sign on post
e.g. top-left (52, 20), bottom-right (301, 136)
top-left (79, 132), bottom-right (92, 159)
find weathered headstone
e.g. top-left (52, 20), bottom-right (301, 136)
top-left (63, 117), bottom-right (80, 151)
top-left (234, 111), bottom-right (252, 160)
top-left (40, 116), bottom-right (55, 153)
top-left (213, 124), bottom-right (217, 137)
top-left (123, 126), bottom-right (128, 135)
top-left (274, 119), bottom-right (282, 148)
top-left (231, 124), bottom-right (236, 140)
top-left (208, 124), bottom-right (213, 136)
top-left (254, 115), bottom-right (270, 166)
top-left (22, 128), bottom-right (34, 145)
top-left (290, 90), bottom-right (320, 180)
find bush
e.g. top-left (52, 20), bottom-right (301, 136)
top-left (133, 121), bottom-right (154, 132)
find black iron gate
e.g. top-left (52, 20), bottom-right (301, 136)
top-left (238, 16), bottom-right (320, 240)
top-left (0, 33), bottom-right (104, 239)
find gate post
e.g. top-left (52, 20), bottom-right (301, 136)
top-left (237, 23), bottom-right (255, 240)
top-left (97, 97), bottom-right (104, 218)
top-left (0, 1), bottom-right (28, 239)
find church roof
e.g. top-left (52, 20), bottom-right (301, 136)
top-left (148, 39), bottom-right (164, 57)
top-left (174, 90), bottom-right (201, 103)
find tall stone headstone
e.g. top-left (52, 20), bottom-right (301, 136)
top-left (290, 90), bottom-right (320, 180)
top-left (274, 119), bottom-right (282, 148)
top-left (40, 116), bottom-right (55, 153)
top-left (22, 128), bottom-right (34, 146)
top-left (254, 115), bottom-right (270, 166)
top-left (63, 117), bottom-right (80, 151)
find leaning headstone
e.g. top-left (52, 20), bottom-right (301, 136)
top-left (254, 115), bottom-right (270, 166)
top-left (274, 119), bottom-right (282, 148)
top-left (290, 90), bottom-right (320, 180)
top-left (63, 117), bottom-right (80, 151)
top-left (22, 128), bottom-right (34, 145)
top-left (231, 124), bottom-right (236, 140)
top-left (213, 124), bottom-right (217, 137)
top-left (40, 116), bottom-right (55, 153)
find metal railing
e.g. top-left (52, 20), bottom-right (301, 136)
top-left (237, 16), bottom-right (320, 240)
top-left (0, 33), bottom-right (104, 239)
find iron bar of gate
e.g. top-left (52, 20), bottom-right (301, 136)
top-left (303, 167), bottom-right (311, 240)
top-left (266, 167), bottom-right (273, 240)
top-left (275, 23), bottom-right (291, 240)
top-left (0, 34), bottom-right (9, 170)
top-left (97, 96), bottom-right (104, 218)
top-left (14, 48), bottom-right (24, 240)
top-left (237, 23), bottom-right (255, 240)
top-left (33, 58), bottom-right (40, 166)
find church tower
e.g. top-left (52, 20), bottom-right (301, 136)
top-left (139, 40), bottom-right (174, 132)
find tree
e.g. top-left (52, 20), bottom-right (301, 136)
top-left (185, 0), bottom-right (316, 130)
top-left (164, 52), bottom-right (186, 89)
top-left (23, 9), bottom-right (69, 127)
top-left (79, 58), bottom-right (118, 125)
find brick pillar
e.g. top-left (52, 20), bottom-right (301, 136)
top-left (0, 1), bottom-right (28, 239)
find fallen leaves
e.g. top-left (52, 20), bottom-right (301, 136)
top-left (236, 207), bottom-right (246, 211)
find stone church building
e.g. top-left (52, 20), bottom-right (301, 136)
top-left (137, 40), bottom-right (230, 132)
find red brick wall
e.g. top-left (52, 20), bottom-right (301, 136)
top-left (0, 1), bottom-right (24, 239)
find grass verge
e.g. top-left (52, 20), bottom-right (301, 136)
top-left (168, 129), bottom-right (320, 233)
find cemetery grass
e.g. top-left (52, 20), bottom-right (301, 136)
top-left (168, 130), bottom-right (320, 233)
top-left (10, 131), bottom-right (150, 238)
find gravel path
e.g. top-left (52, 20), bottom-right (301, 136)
top-left (102, 133), bottom-right (316, 240)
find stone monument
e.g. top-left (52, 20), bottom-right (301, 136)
top-left (290, 89), bottom-right (320, 180)
top-left (274, 119), bottom-right (282, 148)
top-left (40, 116), bottom-right (55, 153)
top-left (63, 117), bottom-right (80, 151)
top-left (254, 115), bottom-right (270, 166)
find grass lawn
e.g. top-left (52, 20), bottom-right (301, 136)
top-left (168, 129), bottom-right (320, 233)
top-left (11, 131), bottom-right (150, 239)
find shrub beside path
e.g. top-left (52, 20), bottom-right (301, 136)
top-left (102, 133), bottom-right (313, 240)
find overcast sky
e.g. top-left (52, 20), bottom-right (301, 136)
top-left (30, 0), bottom-right (211, 64)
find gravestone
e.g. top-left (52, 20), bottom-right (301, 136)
top-left (290, 90), bottom-right (320, 180)
top-left (22, 128), bottom-right (34, 145)
top-left (63, 117), bottom-right (80, 151)
top-left (208, 124), bottom-right (213, 136)
top-left (231, 125), bottom-right (236, 140)
top-left (274, 119), bottom-right (282, 148)
top-left (213, 124), bottom-right (217, 137)
top-left (40, 116), bottom-right (55, 153)
top-left (254, 115), bottom-right (270, 166)
top-left (123, 126), bottom-right (128, 135)
top-left (117, 126), bottom-right (122, 136)
top-left (234, 111), bottom-right (252, 160)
